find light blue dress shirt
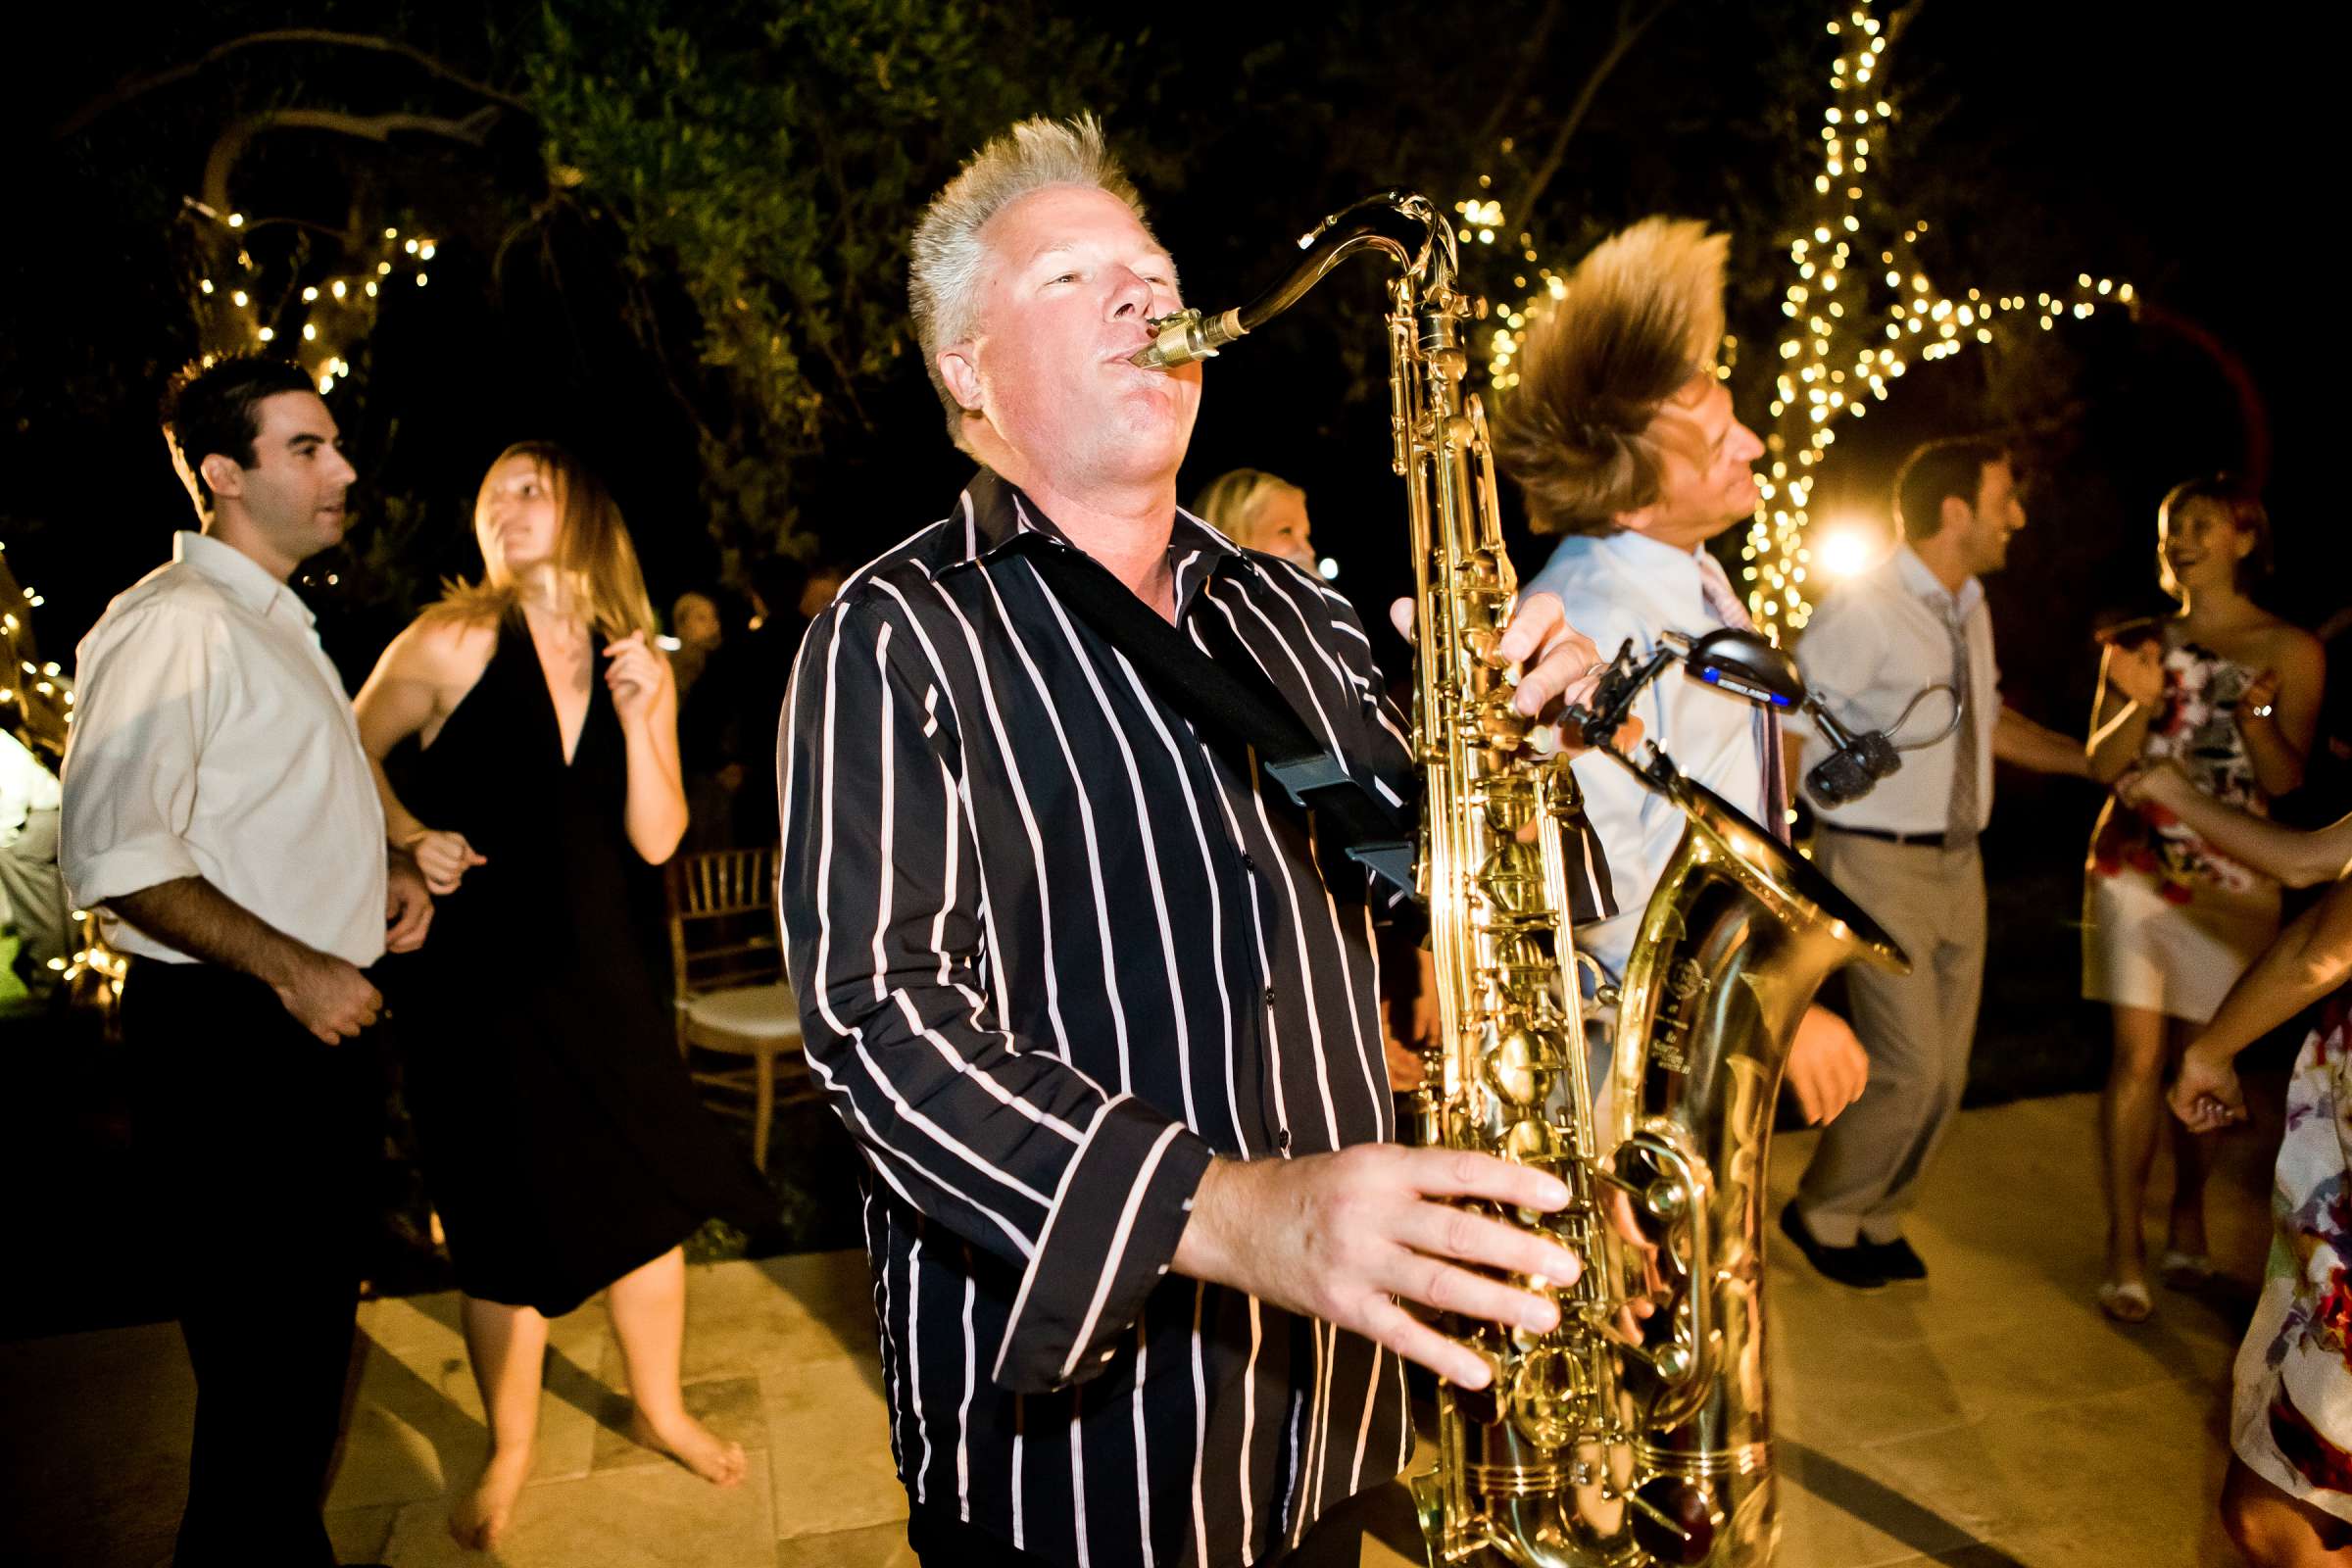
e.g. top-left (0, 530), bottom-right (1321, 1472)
top-left (1523, 529), bottom-right (1767, 982)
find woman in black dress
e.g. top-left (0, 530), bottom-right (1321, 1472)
top-left (354, 442), bottom-right (770, 1547)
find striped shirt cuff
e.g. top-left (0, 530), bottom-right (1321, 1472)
top-left (991, 1095), bottom-right (1215, 1395)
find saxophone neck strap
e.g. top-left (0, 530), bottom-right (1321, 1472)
top-left (1010, 535), bottom-right (1416, 894)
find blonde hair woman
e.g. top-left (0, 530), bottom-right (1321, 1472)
top-left (1192, 467), bottom-right (1317, 569)
top-left (354, 443), bottom-right (770, 1547)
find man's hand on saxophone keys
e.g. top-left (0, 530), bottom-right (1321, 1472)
top-left (1388, 590), bottom-right (1642, 756)
top-left (1170, 1146), bottom-right (1583, 1391)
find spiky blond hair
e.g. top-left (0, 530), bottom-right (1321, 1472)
top-left (1494, 218), bottom-right (1730, 536)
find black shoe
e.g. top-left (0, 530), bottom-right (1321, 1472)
top-left (1778, 1202), bottom-right (1888, 1290)
top-left (1862, 1236), bottom-right (1928, 1282)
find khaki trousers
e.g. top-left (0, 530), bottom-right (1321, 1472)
top-left (1792, 832), bottom-right (1987, 1247)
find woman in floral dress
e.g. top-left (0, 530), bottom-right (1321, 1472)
top-left (2126, 764), bottom-right (2352, 1562)
top-left (2083, 476), bottom-right (2323, 1321)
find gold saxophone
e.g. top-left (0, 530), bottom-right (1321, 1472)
top-left (1135, 192), bottom-right (1906, 1567)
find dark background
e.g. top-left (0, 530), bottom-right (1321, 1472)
top-left (2, 0), bottom-right (2339, 1332)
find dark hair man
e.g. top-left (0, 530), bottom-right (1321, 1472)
top-left (1780, 436), bottom-right (2087, 1288)
top-left (780, 116), bottom-right (1623, 1568)
top-left (59, 354), bottom-right (431, 1565)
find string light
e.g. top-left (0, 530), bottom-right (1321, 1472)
top-left (178, 199), bottom-right (436, 393)
top-left (1738, 0), bottom-right (2129, 639)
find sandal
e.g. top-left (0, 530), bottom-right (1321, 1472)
top-left (2159, 1250), bottom-right (2215, 1289)
top-left (2098, 1280), bottom-right (2154, 1323)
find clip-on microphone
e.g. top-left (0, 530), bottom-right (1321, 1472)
top-left (1801, 703), bottom-right (1900, 808)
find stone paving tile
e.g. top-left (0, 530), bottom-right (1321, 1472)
top-left (1957, 1513), bottom-right (2239, 1567)
top-left (614, 1250), bottom-right (878, 1389)
top-left (326, 1503), bottom-right (398, 1563)
top-left (590, 1375), bottom-right (767, 1473)
top-left (378, 1456), bottom-right (775, 1566)
top-left (5, 1094), bottom-right (2282, 1567)
top-left (776, 1518), bottom-right (918, 1568)
top-left (1812, 1373), bottom-right (2231, 1550)
top-left (1780, 1441), bottom-right (1985, 1565)
top-left (763, 1355), bottom-right (907, 1538)
top-left (327, 1290), bottom-right (615, 1509)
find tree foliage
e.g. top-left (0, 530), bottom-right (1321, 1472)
top-left (519, 0), bottom-right (1136, 576)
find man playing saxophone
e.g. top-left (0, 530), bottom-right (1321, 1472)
top-left (1499, 219), bottom-right (1871, 1131)
top-left (780, 115), bottom-right (1627, 1568)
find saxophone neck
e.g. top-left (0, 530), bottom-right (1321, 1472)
top-left (1130, 192), bottom-right (1452, 370)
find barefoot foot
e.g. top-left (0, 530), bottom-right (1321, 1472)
top-left (628, 1406), bottom-right (748, 1487)
top-left (450, 1444), bottom-right (533, 1549)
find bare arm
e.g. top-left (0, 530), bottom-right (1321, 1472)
top-left (606, 632), bottom-right (689, 863)
top-left (2123, 765), bottom-right (2352, 887)
top-left (2234, 633), bottom-right (2325, 797)
top-left (2173, 881), bottom-right (2352, 1132)
top-left (2195, 881), bottom-right (2352, 1061)
top-left (352, 617), bottom-right (490, 893)
top-left (2085, 640), bottom-right (2161, 784)
top-left (107, 875), bottom-right (382, 1044)
top-left (1994, 705), bottom-right (2091, 777)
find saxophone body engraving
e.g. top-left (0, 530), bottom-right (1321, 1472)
top-left (1136, 193), bottom-right (1907, 1568)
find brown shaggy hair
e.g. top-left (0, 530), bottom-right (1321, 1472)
top-left (1494, 218), bottom-right (1729, 536)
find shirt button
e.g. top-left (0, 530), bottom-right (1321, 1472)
top-left (1240, 852), bottom-right (1256, 873)
top-left (1277, 1129), bottom-right (1293, 1152)
top-left (1262, 986), bottom-right (1277, 1010)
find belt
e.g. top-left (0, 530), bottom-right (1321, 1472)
top-left (1822, 823), bottom-right (1972, 849)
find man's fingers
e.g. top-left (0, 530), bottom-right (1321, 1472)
top-left (1389, 598), bottom-right (1415, 645)
top-left (1512, 659), bottom-right (1576, 720)
top-left (1354, 1295), bottom-right (1496, 1389)
top-left (1396, 1147), bottom-right (1571, 1210)
top-left (1380, 1251), bottom-right (1562, 1335)
top-left (1496, 592), bottom-right (1563, 665)
top-left (1395, 1200), bottom-right (1583, 1289)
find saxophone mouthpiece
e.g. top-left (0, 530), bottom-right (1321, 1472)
top-left (1130, 308), bottom-right (1247, 369)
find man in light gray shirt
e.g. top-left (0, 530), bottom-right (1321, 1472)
top-left (61, 355), bottom-right (431, 1566)
top-left (1783, 435), bottom-right (2086, 1289)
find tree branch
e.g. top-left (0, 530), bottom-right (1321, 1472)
top-left (1508, 0), bottom-right (1679, 227)
top-left (202, 107), bottom-right (503, 217)
top-left (1467, 0), bottom-right (1563, 163)
top-left (54, 27), bottom-right (531, 140)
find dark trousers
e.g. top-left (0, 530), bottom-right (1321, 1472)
top-left (122, 959), bottom-right (385, 1568)
top-left (906, 1480), bottom-right (1412, 1568)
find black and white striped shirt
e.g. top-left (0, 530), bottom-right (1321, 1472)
top-left (779, 470), bottom-right (1611, 1568)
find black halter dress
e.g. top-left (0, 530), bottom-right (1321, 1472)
top-left (386, 613), bottom-right (771, 1314)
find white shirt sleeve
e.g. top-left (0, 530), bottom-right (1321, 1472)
top-left (59, 603), bottom-right (224, 908)
top-left (0, 730), bottom-right (36, 836)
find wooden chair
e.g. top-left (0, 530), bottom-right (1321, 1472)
top-left (664, 847), bottom-right (817, 1170)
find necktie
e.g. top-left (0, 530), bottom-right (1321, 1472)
top-left (1693, 552), bottom-right (1790, 843)
top-left (1945, 603), bottom-right (1980, 843)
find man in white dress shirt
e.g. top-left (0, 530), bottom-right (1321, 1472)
top-left (1500, 217), bottom-right (1870, 1131)
top-left (1782, 436), bottom-right (2087, 1288)
top-left (60, 355), bottom-right (430, 1566)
